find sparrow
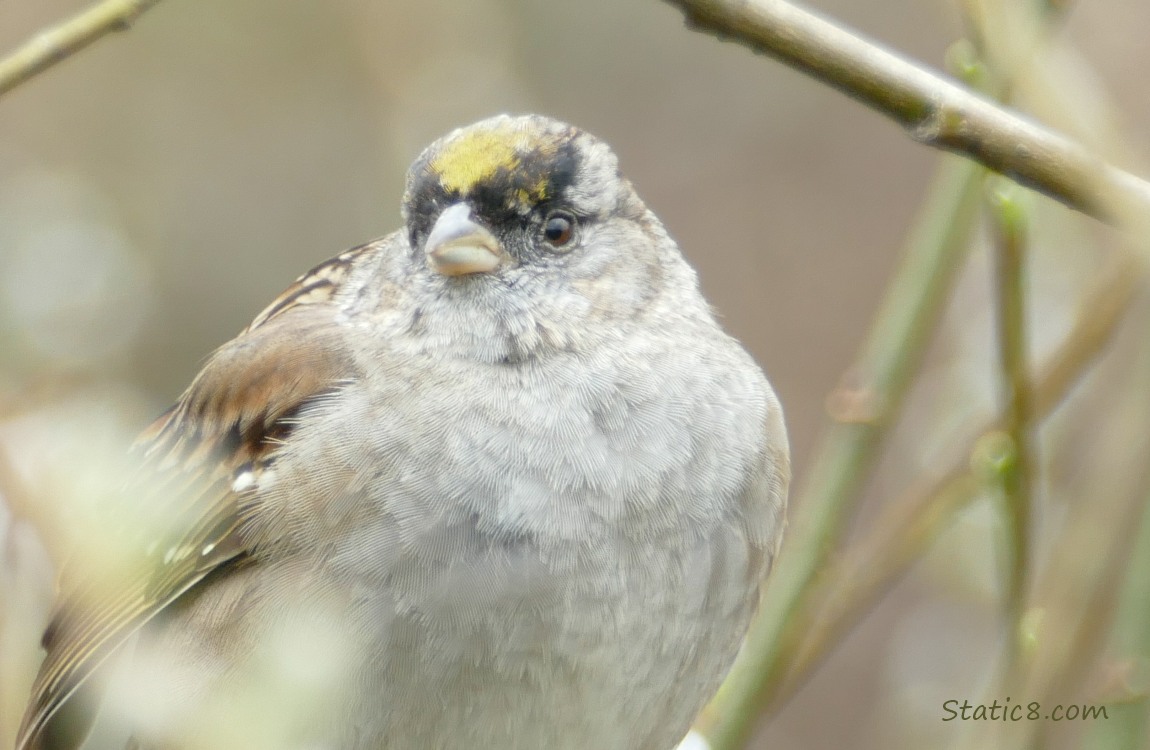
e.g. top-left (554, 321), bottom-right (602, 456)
top-left (18, 113), bottom-right (789, 750)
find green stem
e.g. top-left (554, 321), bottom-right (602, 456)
top-left (988, 184), bottom-right (1035, 667)
top-left (778, 251), bottom-right (1141, 706)
top-left (699, 154), bottom-right (983, 750)
top-left (1086, 493), bottom-right (1150, 749)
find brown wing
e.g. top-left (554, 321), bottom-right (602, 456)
top-left (242, 243), bottom-right (372, 333)
top-left (16, 244), bottom-right (377, 750)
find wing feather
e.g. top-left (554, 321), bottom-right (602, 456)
top-left (16, 243), bottom-right (379, 750)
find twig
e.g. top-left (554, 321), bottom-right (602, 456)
top-left (1028, 465), bottom-right (1150, 749)
top-left (781, 473), bottom-right (979, 696)
top-left (696, 153), bottom-right (984, 750)
top-left (1083, 465), bottom-right (1150, 748)
top-left (661, 0), bottom-right (1150, 231)
top-left (988, 183), bottom-right (1035, 668)
top-left (776, 251), bottom-right (1144, 704)
top-left (694, 25), bottom-right (1035, 734)
top-left (0, 0), bottom-right (163, 99)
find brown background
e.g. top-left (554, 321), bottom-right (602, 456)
top-left (2, 1), bottom-right (1148, 748)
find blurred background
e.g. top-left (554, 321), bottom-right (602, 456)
top-left (2, 0), bottom-right (1149, 748)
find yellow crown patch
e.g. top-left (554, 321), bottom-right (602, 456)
top-left (431, 124), bottom-right (557, 204)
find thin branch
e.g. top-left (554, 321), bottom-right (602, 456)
top-left (988, 183), bottom-right (1036, 667)
top-left (1083, 469), bottom-right (1150, 748)
top-left (1027, 467), bottom-right (1150, 749)
top-left (694, 12), bottom-right (1052, 725)
top-left (0, 0), bottom-right (163, 99)
top-left (661, 0), bottom-right (1150, 231)
top-left (696, 153), bottom-right (984, 750)
top-left (781, 474), bottom-right (979, 696)
top-left (776, 250), bottom-right (1144, 705)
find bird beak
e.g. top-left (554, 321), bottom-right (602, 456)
top-left (424, 203), bottom-right (504, 276)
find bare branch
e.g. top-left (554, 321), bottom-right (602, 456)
top-left (662, 0), bottom-right (1150, 230)
top-left (0, 0), bottom-right (163, 99)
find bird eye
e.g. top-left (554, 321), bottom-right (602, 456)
top-left (542, 213), bottom-right (575, 248)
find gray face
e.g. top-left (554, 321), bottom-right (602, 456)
top-left (374, 115), bottom-right (698, 366)
top-left (401, 114), bottom-right (633, 274)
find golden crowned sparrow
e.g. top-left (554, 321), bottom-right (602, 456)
top-left (18, 114), bottom-right (789, 750)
